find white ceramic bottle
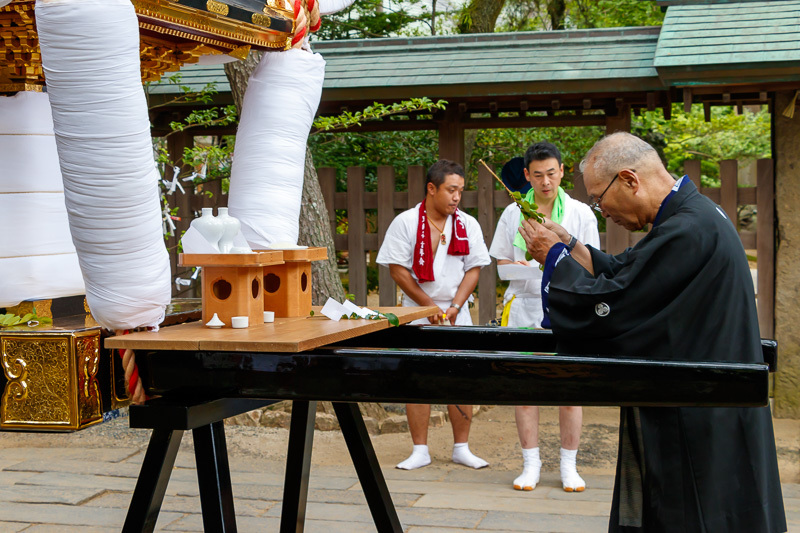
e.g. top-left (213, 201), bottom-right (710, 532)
top-left (190, 207), bottom-right (224, 252)
top-left (216, 207), bottom-right (241, 254)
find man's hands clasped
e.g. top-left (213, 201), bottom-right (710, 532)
top-left (518, 217), bottom-right (566, 264)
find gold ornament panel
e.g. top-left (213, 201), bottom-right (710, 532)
top-left (1, 336), bottom-right (71, 427)
top-left (76, 334), bottom-right (101, 427)
top-left (0, 330), bottom-right (103, 430)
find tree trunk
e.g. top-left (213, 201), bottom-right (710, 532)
top-left (457, 0), bottom-right (506, 33)
top-left (547, 0), bottom-right (566, 30)
top-left (224, 52), bottom-right (345, 305)
top-left (299, 147), bottom-right (346, 303)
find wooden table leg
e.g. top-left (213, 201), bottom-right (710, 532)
top-left (280, 400), bottom-right (316, 533)
top-left (332, 402), bottom-right (402, 533)
top-left (193, 421), bottom-right (237, 532)
top-left (123, 428), bottom-right (184, 533)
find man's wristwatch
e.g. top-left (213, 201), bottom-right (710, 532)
top-left (567, 234), bottom-right (578, 251)
top-left (450, 302), bottom-right (461, 311)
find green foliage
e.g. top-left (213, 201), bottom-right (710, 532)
top-left (182, 137), bottom-right (236, 194)
top-left (313, 98), bottom-right (447, 133)
top-left (309, 129), bottom-right (440, 193)
top-left (568, 0), bottom-right (664, 29)
top-left (313, 0), bottom-right (432, 39)
top-left (480, 158), bottom-right (544, 222)
top-left (633, 104), bottom-right (771, 185)
top-left (466, 124), bottom-right (605, 188)
top-left (149, 76), bottom-right (238, 218)
top-left (146, 75), bottom-right (236, 135)
top-left (498, 0), bottom-right (663, 32)
top-left (168, 105), bottom-right (237, 134)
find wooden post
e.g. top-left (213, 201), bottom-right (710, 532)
top-left (571, 170), bottom-right (590, 204)
top-left (684, 160), bottom-right (702, 189)
top-left (719, 160), bottom-right (739, 228)
top-left (604, 107), bottom-right (631, 254)
top-left (477, 164), bottom-right (496, 325)
top-left (756, 159), bottom-right (774, 339)
top-left (318, 167), bottom-right (337, 238)
top-left (377, 166), bottom-right (397, 307)
top-left (347, 167), bottom-right (367, 305)
top-left (773, 91), bottom-right (799, 417)
top-left (438, 107), bottom-right (464, 166)
top-left (407, 166), bottom-right (425, 208)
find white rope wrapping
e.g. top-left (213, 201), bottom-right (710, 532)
top-left (228, 49), bottom-right (325, 248)
top-left (36, 0), bottom-right (170, 330)
top-left (319, 0), bottom-right (355, 15)
top-left (0, 91), bottom-right (84, 307)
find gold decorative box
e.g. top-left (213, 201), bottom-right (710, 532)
top-left (0, 316), bottom-right (106, 431)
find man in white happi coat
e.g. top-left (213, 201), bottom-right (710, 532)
top-left (376, 159), bottom-right (491, 470)
top-left (489, 142), bottom-right (600, 492)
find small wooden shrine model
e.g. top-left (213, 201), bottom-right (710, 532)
top-left (180, 247), bottom-right (327, 327)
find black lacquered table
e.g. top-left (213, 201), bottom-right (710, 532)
top-left (107, 323), bottom-right (775, 533)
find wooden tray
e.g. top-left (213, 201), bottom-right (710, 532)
top-left (105, 306), bottom-right (439, 353)
top-left (179, 251), bottom-right (284, 267)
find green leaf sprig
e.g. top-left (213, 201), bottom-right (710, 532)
top-left (479, 159), bottom-right (544, 223)
top-left (0, 312), bottom-right (53, 328)
top-left (335, 311), bottom-right (400, 327)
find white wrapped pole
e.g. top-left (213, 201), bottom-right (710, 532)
top-left (0, 92), bottom-right (85, 307)
top-left (228, 49), bottom-right (325, 248)
top-left (319, 0), bottom-right (355, 15)
top-left (36, 0), bottom-right (171, 330)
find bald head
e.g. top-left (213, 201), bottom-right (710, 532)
top-left (580, 132), bottom-right (665, 183)
top-left (580, 132), bottom-right (677, 230)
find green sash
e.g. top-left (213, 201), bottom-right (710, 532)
top-left (513, 186), bottom-right (566, 251)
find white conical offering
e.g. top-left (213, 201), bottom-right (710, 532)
top-left (190, 207), bottom-right (224, 252)
top-left (205, 313), bottom-right (225, 328)
top-left (216, 207), bottom-right (241, 254)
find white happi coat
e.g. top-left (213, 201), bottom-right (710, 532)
top-left (376, 204), bottom-right (490, 325)
top-left (489, 193), bottom-right (600, 328)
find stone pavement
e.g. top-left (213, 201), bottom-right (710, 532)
top-left (0, 445), bottom-right (796, 533)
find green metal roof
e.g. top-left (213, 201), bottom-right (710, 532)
top-left (146, 63), bottom-right (232, 96)
top-left (147, 1), bottom-right (800, 103)
top-left (655, 0), bottom-right (800, 84)
top-left (314, 27), bottom-right (662, 100)
top-left (146, 27), bottom-right (662, 102)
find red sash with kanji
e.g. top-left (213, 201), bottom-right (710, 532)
top-left (412, 201), bottom-right (469, 283)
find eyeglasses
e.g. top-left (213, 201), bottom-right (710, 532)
top-left (589, 170), bottom-right (630, 213)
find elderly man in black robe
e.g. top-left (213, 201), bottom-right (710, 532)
top-left (518, 132), bottom-right (786, 533)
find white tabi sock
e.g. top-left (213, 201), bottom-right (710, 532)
top-left (513, 447), bottom-right (541, 491)
top-left (452, 442), bottom-right (489, 469)
top-left (396, 444), bottom-right (431, 470)
top-left (560, 447), bottom-right (586, 492)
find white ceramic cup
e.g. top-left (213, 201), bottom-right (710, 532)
top-left (263, 311), bottom-right (275, 323)
top-left (231, 316), bottom-right (249, 329)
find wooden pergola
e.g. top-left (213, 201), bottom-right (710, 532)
top-left (149, 0), bottom-right (800, 418)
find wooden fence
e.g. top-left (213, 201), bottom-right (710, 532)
top-left (319, 159), bottom-right (775, 336)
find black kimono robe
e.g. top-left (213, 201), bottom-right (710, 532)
top-left (546, 179), bottom-right (786, 533)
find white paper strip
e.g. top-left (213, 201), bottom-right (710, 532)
top-left (497, 263), bottom-right (540, 280)
top-left (320, 297), bottom-right (346, 321)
